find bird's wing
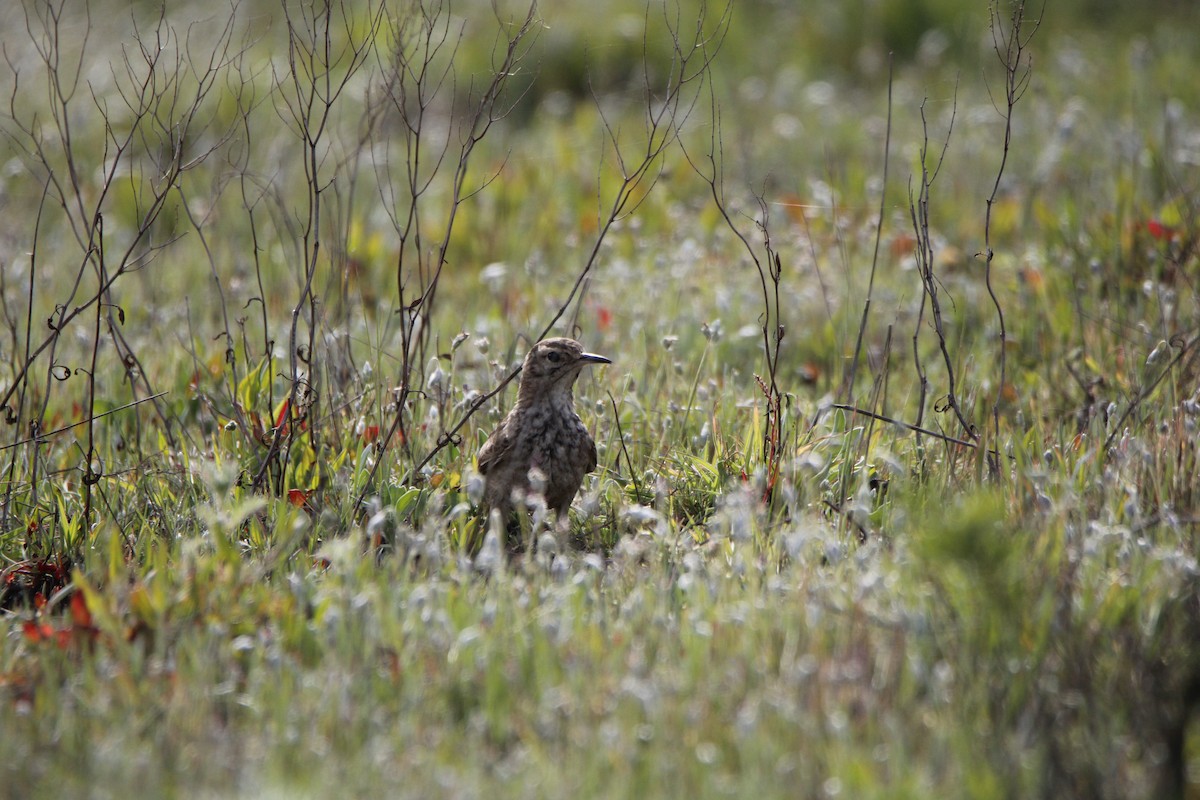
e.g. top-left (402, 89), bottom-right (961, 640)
top-left (477, 422), bottom-right (513, 474)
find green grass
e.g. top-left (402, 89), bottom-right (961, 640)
top-left (2, 0), bottom-right (1200, 797)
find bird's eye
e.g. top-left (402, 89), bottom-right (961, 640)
top-left (546, 351), bottom-right (562, 363)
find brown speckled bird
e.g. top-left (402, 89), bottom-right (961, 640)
top-left (477, 338), bottom-right (610, 524)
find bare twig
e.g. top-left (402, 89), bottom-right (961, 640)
top-left (0, 392), bottom-right (169, 452)
top-left (406, 2), bottom-right (730, 495)
top-left (349, 2), bottom-right (541, 511)
top-left (82, 213), bottom-right (105, 528)
top-left (1, 2), bottom-right (239, 545)
top-left (909, 84), bottom-right (977, 447)
top-left (980, 0), bottom-right (1044, 468)
top-left (681, 44), bottom-right (785, 502)
top-left (845, 57), bottom-right (894, 402)
top-left (0, 179), bottom-right (49, 531)
top-left (608, 389), bottom-right (644, 503)
top-left (252, 0), bottom-right (383, 494)
top-left (1103, 332), bottom-right (1199, 455)
top-left (827, 402), bottom-right (981, 451)
top-left (550, 0), bottom-right (732, 338)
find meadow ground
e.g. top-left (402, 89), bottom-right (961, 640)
top-left (2, 0), bottom-right (1200, 797)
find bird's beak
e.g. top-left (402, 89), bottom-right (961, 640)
top-left (579, 352), bottom-right (611, 365)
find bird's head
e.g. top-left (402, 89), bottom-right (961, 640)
top-left (517, 337), bottom-right (611, 403)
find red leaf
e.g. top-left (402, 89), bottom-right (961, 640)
top-left (275, 398), bottom-right (291, 428)
top-left (1143, 219), bottom-right (1176, 241)
top-left (274, 398), bottom-right (293, 438)
top-left (287, 489), bottom-right (312, 508)
top-left (361, 425), bottom-right (380, 443)
top-left (69, 592), bottom-right (92, 628)
top-left (22, 621), bottom-right (54, 643)
top-left (250, 412), bottom-right (266, 444)
top-left (597, 306), bottom-right (613, 332)
top-left (890, 232), bottom-right (918, 258)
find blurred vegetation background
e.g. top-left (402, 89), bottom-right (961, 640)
top-left (1, 0), bottom-right (1199, 797)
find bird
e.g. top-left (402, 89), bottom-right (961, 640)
top-left (477, 337), bottom-right (611, 531)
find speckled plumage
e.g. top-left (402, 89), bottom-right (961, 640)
top-left (478, 338), bottom-right (610, 521)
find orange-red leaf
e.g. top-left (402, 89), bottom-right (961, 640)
top-left (275, 398), bottom-right (291, 428)
top-left (1144, 219), bottom-right (1176, 241)
top-left (69, 592), bottom-right (92, 628)
top-left (22, 621), bottom-right (54, 643)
